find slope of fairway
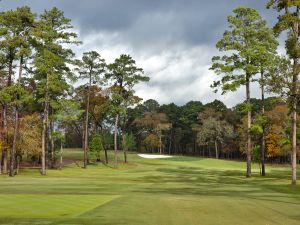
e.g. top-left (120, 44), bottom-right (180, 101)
top-left (0, 149), bottom-right (299, 225)
top-left (0, 194), bottom-right (119, 218)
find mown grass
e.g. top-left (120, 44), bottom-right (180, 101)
top-left (0, 194), bottom-right (119, 218)
top-left (0, 149), bottom-right (299, 225)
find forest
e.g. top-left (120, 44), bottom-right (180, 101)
top-left (0, 2), bottom-right (300, 185)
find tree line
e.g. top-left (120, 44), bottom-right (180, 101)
top-left (81, 97), bottom-right (291, 168)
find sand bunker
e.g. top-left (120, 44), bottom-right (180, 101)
top-left (138, 154), bottom-right (173, 159)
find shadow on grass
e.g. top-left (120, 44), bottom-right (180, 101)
top-left (129, 165), bottom-right (300, 206)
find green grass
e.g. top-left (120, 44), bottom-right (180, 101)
top-left (0, 149), bottom-right (299, 225)
top-left (0, 194), bottom-right (119, 218)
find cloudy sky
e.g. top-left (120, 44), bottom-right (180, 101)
top-left (1, 0), bottom-right (281, 107)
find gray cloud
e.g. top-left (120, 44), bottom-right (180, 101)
top-left (1, 0), bottom-right (279, 107)
top-left (1, 0), bottom-right (276, 46)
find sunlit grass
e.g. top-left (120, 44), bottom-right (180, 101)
top-left (0, 194), bottom-right (119, 218)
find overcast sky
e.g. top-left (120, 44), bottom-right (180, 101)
top-left (1, 0), bottom-right (280, 107)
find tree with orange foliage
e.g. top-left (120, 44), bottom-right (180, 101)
top-left (265, 104), bottom-right (289, 160)
top-left (266, 131), bottom-right (282, 158)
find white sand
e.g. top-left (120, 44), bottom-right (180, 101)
top-left (138, 154), bottom-right (173, 159)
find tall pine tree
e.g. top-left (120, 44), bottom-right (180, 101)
top-left (32, 7), bottom-right (79, 175)
top-left (211, 7), bottom-right (276, 177)
top-left (106, 54), bottom-right (149, 167)
top-left (76, 51), bottom-right (106, 168)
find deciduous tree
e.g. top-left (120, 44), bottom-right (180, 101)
top-left (135, 112), bottom-right (172, 154)
top-left (195, 108), bottom-right (234, 159)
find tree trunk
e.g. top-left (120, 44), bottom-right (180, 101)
top-left (104, 148), bottom-right (108, 164)
top-left (2, 57), bottom-right (13, 175)
top-left (2, 105), bottom-right (7, 174)
top-left (124, 150), bottom-right (127, 163)
top-left (215, 140), bottom-right (218, 159)
top-left (60, 140), bottom-right (63, 170)
top-left (83, 75), bottom-right (91, 169)
top-left (123, 134), bottom-right (128, 163)
top-left (159, 131), bottom-right (162, 155)
top-left (291, 105), bottom-right (297, 185)
top-left (9, 107), bottom-right (18, 177)
top-left (114, 114), bottom-right (119, 168)
top-left (246, 74), bottom-right (252, 178)
top-left (260, 71), bottom-right (266, 176)
top-left (41, 73), bottom-right (49, 176)
top-left (82, 122), bottom-right (85, 161)
top-left (291, 59), bottom-right (298, 185)
top-left (9, 56), bottom-right (23, 177)
top-left (261, 133), bottom-right (266, 176)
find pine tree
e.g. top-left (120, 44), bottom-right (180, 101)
top-left (211, 7), bottom-right (275, 177)
top-left (32, 7), bottom-right (79, 175)
top-left (75, 51), bottom-right (106, 168)
top-left (106, 54), bottom-right (149, 167)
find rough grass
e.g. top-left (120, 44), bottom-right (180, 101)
top-left (0, 149), bottom-right (299, 225)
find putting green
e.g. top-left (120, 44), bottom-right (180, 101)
top-left (0, 194), bottom-right (119, 218)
